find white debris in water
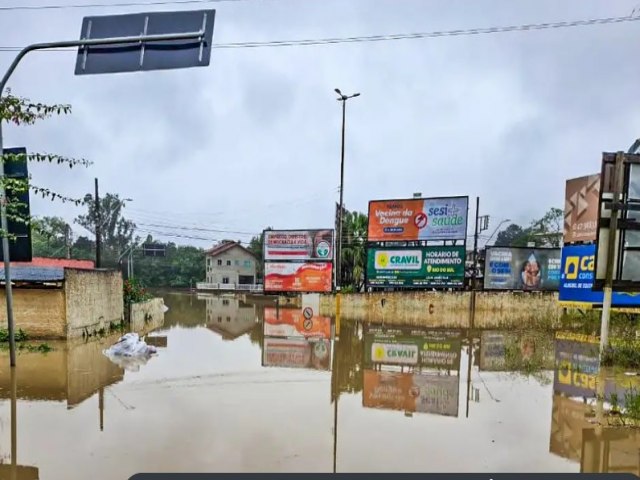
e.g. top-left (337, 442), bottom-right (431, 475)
top-left (104, 333), bottom-right (157, 358)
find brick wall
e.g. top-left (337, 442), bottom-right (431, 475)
top-left (0, 288), bottom-right (66, 338)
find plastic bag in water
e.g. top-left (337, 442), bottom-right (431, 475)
top-left (104, 333), bottom-right (157, 357)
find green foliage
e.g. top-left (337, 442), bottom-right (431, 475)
top-left (602, 341), bottom-right (640, 369)
top-left (495, 207), bottom-right (563, 247)
top-left (123, 278), bottom-right (151, 305)
top-left (75, 192), bottom-right (136, 264)
top-left (247, 228), bottom-right (270, 281)
top-left (0, 92), bottom-right (89, 238)
top-left (339, 209), bottom-right (367, 291)
top-left (0, 328), bottom-right (27, 342)
top-left (132, 239), bottom-right (205, 288)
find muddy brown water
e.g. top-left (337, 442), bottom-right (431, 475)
top-left (0, 292), bottom-right (638, 478)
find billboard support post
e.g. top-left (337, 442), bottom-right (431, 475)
top-left (600, 151), bottom-right (625, 353)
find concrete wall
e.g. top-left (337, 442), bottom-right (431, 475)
top-left (320, 291), bottom-right (561, 329)
top-left (0, 288), bottom-right (66, 339)
top-left (65, 268), bottom-right (124, 339)
top-left (130, 297), bottom-right (166, 334)
top-left (206, 246), bottom-right (257, 284)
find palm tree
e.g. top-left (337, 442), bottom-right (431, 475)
top-left (340, 210), bottom-right (367, 291)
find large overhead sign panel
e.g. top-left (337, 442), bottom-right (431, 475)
top-left (75, 9), bottom-right (215, 75)
top-left (563, 174), bottom-right (600, 244)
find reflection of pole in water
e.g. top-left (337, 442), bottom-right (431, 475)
top-left (465, 336), bottom-right (472, 418)
top-left (10, 366), bottom-right (17, 480)
top-left (99, 387), bottom-right (104, 432)
top-left (331, 318), bottom-right (339, 474)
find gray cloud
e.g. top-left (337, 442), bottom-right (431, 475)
top-left (0, 0), bottom-right (638, 246)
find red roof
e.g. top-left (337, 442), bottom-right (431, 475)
top-left (205, 241), bottom-right (257, 259)
top-left (11, 257), bottom-right (95, 269)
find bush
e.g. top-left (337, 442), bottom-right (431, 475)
top-left (0, 328), bottom-right (28, 342)
top-left (123, 278), bottom-right (151, 305)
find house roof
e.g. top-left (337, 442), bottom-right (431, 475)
top-left (0, 266), bottom-right (65, 282)
top-left (12, 257), bottom-right (94, 269)
top-left (205, 241), bottom-right (257, 259)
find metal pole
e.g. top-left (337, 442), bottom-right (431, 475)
top-left (0, 122), bottom-right (16, 367)
top-left (10, 365), bottom-right (17, 480)
top-left (65, 223), bottom-right (71, 259)
top-left (130, 249), bottom-right (134, 279)
top-left (94, 178), bottom-right (101, 268)
top-left (337, 99), bottom-right (346, 290)
top-left (600, 151), bottom-right (625, 353)
top-left (472, 197), bottom-right (480, 290)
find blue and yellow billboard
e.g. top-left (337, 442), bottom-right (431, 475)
top-left (559, 244), bottom-right (640, 308)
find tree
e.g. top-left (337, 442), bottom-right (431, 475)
top-left (530, 207), bottom-right (563, 247)
top-left (31, 215), bottom-right (70, 258)
top-left (0, 92), bottom-right (90, 241)
top-left (75, 192), bottom-right (136, 265)
top-left (247, 227), bottom-right (271, 281)
top-left (131, 237), bottom-right (205, 288)
top-left (494, 207), bottom-right (563, 247)
top-left (340, 209), bottom-right (367, 291)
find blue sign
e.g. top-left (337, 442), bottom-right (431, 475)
top-left (559, 244), bottom-right (640, 307)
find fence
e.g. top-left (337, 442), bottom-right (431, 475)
top-left (196, 282), bottom-right (264, 293)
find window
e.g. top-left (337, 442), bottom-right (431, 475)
top-left (218, 316), bottom-right (222, 322)
top-left (226, 316), bottom-right (231, 322)
top-left (235, 260), bottom-right (240, 266)
top-left (222, 277), bottom-right (229, 284)
top-left (227, 260), bottom-right (232, 266)
top-left (222, 299), bottom-right (230, 306)
top-left (207, 258), bottom-right (211, 266)
top-left (244, 260), bottom-right (252, 267)
top-left (217, 259), bottom-right (222, 266)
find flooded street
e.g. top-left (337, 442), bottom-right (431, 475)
top-left (0, 293), bottom-right (635, 478)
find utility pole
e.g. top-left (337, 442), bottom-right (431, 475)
top-left (471, 197), bottom-right (480, 290)
top-left (94, 178), bottom-right (101, 268)
top-left (65, 223), bottom-right (71, 259)
top-left (600, 151), bottom-right (625, 353)
top-left (334, 88), bottom-right (360, 290)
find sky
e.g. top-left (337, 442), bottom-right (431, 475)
top-left (1, 0), bottom-right (640, 248)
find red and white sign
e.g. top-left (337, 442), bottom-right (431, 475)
top-left (263, 230), bottom-right (334, 261)
top-left (264, 262), bottom-right (333, 293)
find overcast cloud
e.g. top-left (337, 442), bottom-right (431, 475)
top-left (1, 0), bottom-right (639, 247)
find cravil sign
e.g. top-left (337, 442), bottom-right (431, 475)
top-left (367, 196), bottom-right (469, 241)
top-left (367, 246), bottom-right (465, 288)
top-left (559, 244), bottom-right (640, 309)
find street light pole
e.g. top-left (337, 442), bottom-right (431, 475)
top-left (334, 88), bottom-right (360, 290)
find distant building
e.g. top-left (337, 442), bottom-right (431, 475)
top-left (204, 241), bottom-right (258, 287)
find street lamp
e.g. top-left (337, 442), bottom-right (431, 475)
top-left (485, 219), bottom-right (511, 246)
top-left (334, 88), bottom-right (360, 290)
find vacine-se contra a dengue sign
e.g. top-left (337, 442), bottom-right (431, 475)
top-left (367, 196), bottom-right (469, 241)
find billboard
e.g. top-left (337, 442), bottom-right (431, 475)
top-left (559, 244), bottom-right (640, 308)
top-left (483, 247), bottom-right (561, 291)
top-left (263, 307), bottom-right (331, 339)
top-left (563, 174), bottom-right (600, 244)
top-left (0, 147), bottom-right (32, 262)
top-left (264, 262), bottom-right (332, 293)
top-left (363, 326), bottom-right (462, 371)
top-left (366, 246), bottom-right (465, 288)
top-left (363, 369), bottom-right (459, 417)
top-left (262, 337), bottom-right (331, 371)
top-left (263, 229), bottom-right (334, 261)
top-left (367, 196), bottom-right (469, 242)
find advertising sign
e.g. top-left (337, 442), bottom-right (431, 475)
top-left (264, 262), bottom-right (333, 293)
top-left (262, 337), bottom-right (331, 371)
top-left (263, 229), bottom-right (334, 261)
top-left (483, 247), bottom-right (561, 291)
top-left (563, 174), bottom-right (600, 244)
top-left (366, 246), bottom-right (465, 288)
top-left (263, 307), bottom-right (331, 339)
top-left (559, 244), bottom-right (640, 308)
top-left (363, 370), bottom-right (459, 417)
top-left (367, 196), bottom-right (469, 241)
top-left (364, 326), bottom-right (462, 370)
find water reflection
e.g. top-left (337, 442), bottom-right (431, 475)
top-left (6, 293), bottom-right (640, 477)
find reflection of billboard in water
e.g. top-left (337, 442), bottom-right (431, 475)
top-left (363, 369), bottom-right (459, 417)
top-left (263, 307), bottom-right (331, 339)
top-left (364, 325), bottom-right (461, 370)
top-left (484, 247), bottom-right (561, 291)
top-left (262, 337), bottom-right (331, 371)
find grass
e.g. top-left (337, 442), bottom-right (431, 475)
top-left (0, 327), bottom-right (53, 353)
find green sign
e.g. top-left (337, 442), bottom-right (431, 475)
top-left (366, 246), bottom-right (465, 288)
top-left (363, 326), bottom-right (462, 371)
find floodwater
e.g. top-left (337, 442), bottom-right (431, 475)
top-left (0, 292), bottom-right (639, 478)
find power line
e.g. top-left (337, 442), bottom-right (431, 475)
top-left (0, 14), bottom-right (638, 53)
top-left (0, 0), bottom-right (251, 11)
